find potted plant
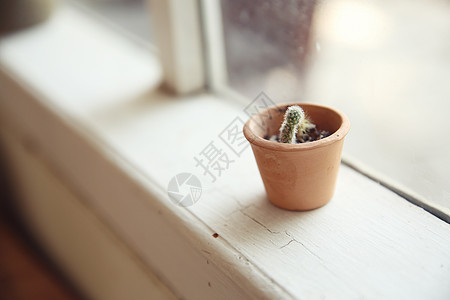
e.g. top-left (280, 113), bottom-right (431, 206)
top-left (243, 103), bottom-right (350, 210)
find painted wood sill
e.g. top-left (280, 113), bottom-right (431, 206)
top-left (1, 4), bottom-right (449, 300)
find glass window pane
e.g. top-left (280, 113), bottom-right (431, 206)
top-left (219, 0), bottom-right (450, 210)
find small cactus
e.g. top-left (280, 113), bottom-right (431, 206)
top-left (270, 105), bottom-right (328, 144)
top-left (279, 106), bottom-right (304, 143)
top-left (297, 116), bottom-right (316, 142)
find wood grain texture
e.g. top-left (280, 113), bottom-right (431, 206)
top-left (1, 4), bottom-right (449, 299)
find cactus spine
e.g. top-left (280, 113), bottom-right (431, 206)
top-left (279, 106), bottom-right (304, 143)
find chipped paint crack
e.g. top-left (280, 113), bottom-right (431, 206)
top-left (228, 200), bottom-right (254, 217)
top-left (280, 239), bottom-right (298, 249)
top-left (284, 231), bottom-right (324, 262)
top-left (240, 211), bottom-right (281, 234)
top-left (280, 231), bottom-right (301, 249)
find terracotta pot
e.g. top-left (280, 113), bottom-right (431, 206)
top-left (243, 103), bottom-right (350, 211)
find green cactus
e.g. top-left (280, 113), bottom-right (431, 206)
top-left (297, 116), bottom-right (316, 142)
top-left (279, 105), bottom-right (304, 143)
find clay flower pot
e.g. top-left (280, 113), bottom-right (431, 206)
top-left (243, 103), bottom-right (350, 211)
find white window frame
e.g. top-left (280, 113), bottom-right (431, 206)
top-left (149, 0), bottom-right (205, 94)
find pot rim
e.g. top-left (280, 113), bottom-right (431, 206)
top-left (243, 102), bottom-right (351, 152)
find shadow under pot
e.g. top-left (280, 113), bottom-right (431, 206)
top-left (243, 103), bottom-right (350, 211)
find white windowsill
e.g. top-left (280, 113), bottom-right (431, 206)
top-left (1, 4), bottom-right (450, 299)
